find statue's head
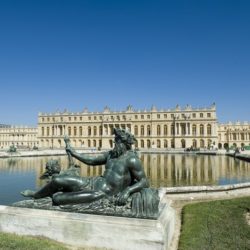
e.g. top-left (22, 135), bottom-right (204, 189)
top-left (40, 159), bottom-right (61, 179)
top-left (113, 128), bottom-right (136, 146)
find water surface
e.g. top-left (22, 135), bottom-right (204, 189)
top-left (0, 154), bottom-right (250, 205)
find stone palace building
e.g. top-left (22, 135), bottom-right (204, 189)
top-left (1, 104), bottom-right (249, 150)
top-left (0, 126), bottom-right (38, 149)
top-left (37, 104), bottom-right (219, 150)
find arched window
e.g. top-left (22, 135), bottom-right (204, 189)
top-left (93, 140), bottom-right (96, 147)
top-left (79, 126), bottom-right (83, 136)
top-left (192, 139), bottom-right (197, 148)
top-left (52, 126), bottom-right (55, 136)
top-left (200, 139), bottom-right (205, 148)
top-left (241, 133), bottom-right (245, 140)
top-left (141, 125), bottom-right (144, 136)
top-left (200, 125), bottom-right (204, 135)
top-left (134, 126), bottom-right (138, 136)
top-left (147, 140), bottom-right (151, 148)
top-left (157, 125), bottom-right (161, 136)
top-left (207, 124), bottom-right (212, 135)
top-left (171, 124), bottom-right (174, 135)
top-left (171, 139), bottom-right (174, 148)
top-left (233, 133), bottom-right (236, 140)
top-left (88, 126), bottom-right (91, 136)
top-left (181, 139), bottom-right (186, 148)
top-left (164, 125), bottom-right (168, 135)
top-left (88, 140), bottom-right (91, 147)
top-left (99, 126), bottom-right (102, 136)
top-left (164, 139), bottom-right (168, 148)
top-left (68, 127), bottom-right (71, 136)
top-left (141, 140), bottom-right (144, 148)
top-left (192, 125), bottom-right (196, 135)
top-left (74, 126), bottom-right (77, 136)
top-left (94, 126), bottom-right (97, 136)
top-left (47, 127), bottom-right (50, 136)
top-left (42, 127), bottom-right (44, 136)
top-left (147, 125), bottom-right (151, 136)
top-left (208, 139), bottom-right (212, 148)
top-left (157, 140), bottom-right (161, 148)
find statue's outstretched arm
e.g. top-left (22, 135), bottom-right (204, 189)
top-left (66, 148), bottom-right (108, 166)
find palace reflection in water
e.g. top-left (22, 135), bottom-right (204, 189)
top-left (0, 154), bottom-right (250, 205)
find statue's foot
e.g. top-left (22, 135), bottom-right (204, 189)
top-left (21, 190), bottom-right (35, 198)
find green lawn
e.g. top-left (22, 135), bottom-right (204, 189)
top-left (0, 232), bottom-right (69, 250)
top-left (179, 197), bottom-right (250, 250)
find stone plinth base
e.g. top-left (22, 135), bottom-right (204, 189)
top-left (0, 203), bottom-right (174, 250)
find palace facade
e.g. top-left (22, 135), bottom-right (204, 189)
top-left (218, 122), bottom-right (250, 149)
top-left (0, 126), bottom-right (38, 149)
top-left (37, 104), bottom-right (218, 150)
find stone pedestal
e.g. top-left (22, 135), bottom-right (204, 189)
top-left (0, 203), bottom-right (175, 250)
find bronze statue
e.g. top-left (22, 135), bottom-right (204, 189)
top-left (21, 128), bottom-right (149, 206)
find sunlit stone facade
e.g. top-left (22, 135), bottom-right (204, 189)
top-left (38, 104), bottom-right (218, 149)
top-left (218, 122), bottom-right (250, 149)
top-left (0, 126), bottom-right (38, 149)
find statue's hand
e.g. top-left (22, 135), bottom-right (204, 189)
top-left (116, 189), bottom-right (130, 206)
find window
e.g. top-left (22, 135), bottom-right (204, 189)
top-left (60, 117), bottom-right (63, 122)
top-left (134, 126), bottom-right (138, 135)
top-left (181, 114), bottom-right (185, 118)
top-left (147, 115), bottom-right (150, 119)
top-left (69, 117), bottom-right (71, 121)
top-left (94, 116), bottom-right (97, 120)
top-left (157, 114), bottom-right (160, 119)
top-left (207, 124), bottom-right (212, 135)
top-left (147, 125), bottom-right (151, 136)
top-left (207, 113), bottom-right (211, 118)
top-left (68, 127), bottom-right (71, 136)
top-left (79, 127), bottom-right (83, 136)
top-left (164, 114), bottom-right (167, 118)
top-left (47, 127), bottom-right (49, 136)
top-left (88, 126), bottom-right (91, 136)
top-left (157, 125), bottom-right (161, 135)
top-left (135, 115), bottom-right (138, 119)
top-left (80, 116), bottom-right (82, 121)
top-left (88, 116), bottom-right (91, 120)
top-left (47, 117), bottom-right (50, 122)
top-left (200, 113), bottom-right (203, 118)
top-left (74, 126), bottom-right (77, 136)
top-left (192, 125), bottom-right (197, 135)
top-left (94, 126), bottom-right (97, 136)
top-left (123, 115), bottom-right (126, 120)
top-left (192, 113), bottom-right (196, 118)
top-left (141, 125), bottom-right (144, 136)
top-left (74, 117), bottom-right (77, 121)
top-left (141, 115), bottom-right (144, 119)
top-left (200, 124), bottom-right (204, 135)
top-left (164, 125), bottom-right (168, 135)
top-left (171, 114), bottom-right (174, 118)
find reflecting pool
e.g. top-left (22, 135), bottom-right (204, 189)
top-left (0, 154), bottom-right (250, 205)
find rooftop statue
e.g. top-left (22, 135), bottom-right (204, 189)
top-left (19, 128), bottom-right (159, 218)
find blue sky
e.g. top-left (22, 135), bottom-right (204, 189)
top-left (0, 0), bottom-right (249, 125)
